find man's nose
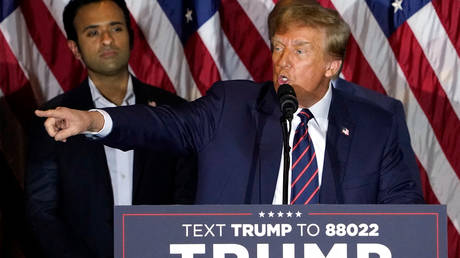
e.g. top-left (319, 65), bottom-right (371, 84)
top-left (277, 50), bottom-right (291, 68)
top-left (101, 31), bottom-right (114, 46)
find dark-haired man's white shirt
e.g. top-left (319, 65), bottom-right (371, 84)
top-left (88, 76), bottom-right (134, 205)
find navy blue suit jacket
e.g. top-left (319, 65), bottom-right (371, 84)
top-left (26, 77), bottom-right (197, 258)
top-left (102, 80), bottom-right (423, 205)
top-left (333, 78), bottom-right (421, 187)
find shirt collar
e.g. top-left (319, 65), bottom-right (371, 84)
top-left (88, 75), bottom-right (135, 107)
top-left (294, 81), bottom-right (332, 124)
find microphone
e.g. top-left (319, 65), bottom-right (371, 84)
top-left (277, 84), bottom-right (298, 204)
top-left (277, 84), bottom-right (298, 121)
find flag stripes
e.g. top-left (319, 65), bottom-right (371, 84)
top-left (219, 0), bottom-right (273, 82)
top-left (128, 15), bottom-right (177, 94)
top-left (127, 0), bottom-right (201, 100)
top-left (407, 3), bottom-right (460, 118)
top-left (197, 13), bottom-right (251, 81)
top-left (0, 31), bottom-right (27, 96)
top-left (431, 0), bottom-right (460, 57)
top-left (20, 0), bottom-right (86, 93)
top-left (391, 21), bottom-right (460, 183)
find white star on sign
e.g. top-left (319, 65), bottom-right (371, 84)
top-left (286, 211), bottom-right (293, 217)
top-left (185, 8), bottom-right (193, 23)
top-left (295, 211), bottom-right (302, 217)
top-left (268, 211), bottom-right (275, 217)
top-left (392, 0), bottom-right (403, 13)
top-left (277, 211), bottom-right (284, 217)
top-left (259, 211), bottom-right (265, 218)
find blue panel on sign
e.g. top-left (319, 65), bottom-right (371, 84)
top-left (114, 204), bottom-right (447, 258)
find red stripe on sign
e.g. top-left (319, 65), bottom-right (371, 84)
top-left (417, 160), bottom-right (460, 258)
top-left (431, 0), bottom-right (460, 57)
top-left (129, 15), bottom-right (176, 94)
top-left (389, 22), bottom-right (460, 181)
top-left (183, 32), bottom-right (221, 95)
top-left (342, 36), bottom-right (386, 95)
top-left (0, 31), bottom-right (28, 95)
top-left (20, 0), bottom-right (86, 92)
top-left (220, 0), bottom-right (273, 82)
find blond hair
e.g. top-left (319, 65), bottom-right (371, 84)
top-left (268, 0), bottom-right (350, 60)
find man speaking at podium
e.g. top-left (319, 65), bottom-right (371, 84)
top-left (36, 0), bottom-right (423, 205)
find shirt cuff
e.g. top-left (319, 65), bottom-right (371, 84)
top-left (83, 109), bottom-right (113, 138)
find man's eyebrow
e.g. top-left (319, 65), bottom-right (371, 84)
top-left (292, 40), bottom-right (311, 46)
top-left (82, 24), bottom-right (99, 32)
top-left (271, 38), bottom-right (284, 46)
top-left (82, 21), bottom-right (124, 32)
top-left (109, 21), bottom-right (124, 26)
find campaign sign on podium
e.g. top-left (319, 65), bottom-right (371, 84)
top-left (114, 205), bottom-right (446, 258)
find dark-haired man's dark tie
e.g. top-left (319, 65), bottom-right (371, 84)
top-left (290, 109), bottom-right (319, 204)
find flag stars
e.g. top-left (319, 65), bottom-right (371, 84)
top-left (392, 0), bottom-right (403, 13)
top-left (268, 211), bottom-right (275, 217)
top-left (185, 8), bottom-right (193, 23)
top-left (295, 211), bottom-right (302, 217)
top-left (277, 211), bottom-right (284, 217)
top-left (286, 211), bottom-right (293, 218)
top-left (258, 211), bottom-right (265, 218)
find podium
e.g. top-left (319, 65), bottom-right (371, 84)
top-left (115, 205), bottom-right (446, 258)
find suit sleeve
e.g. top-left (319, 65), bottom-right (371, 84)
top-left (26, 117), bottom-right (93, 258)
top-left (377, 111), bottom-right (424, 204)
top-left (101, 82), bottom-right (226, 155)
top-left (392, 100), bottom-right (423, 197)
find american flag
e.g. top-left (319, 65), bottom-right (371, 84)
top-left (0, 0), bottom-right (458, 257)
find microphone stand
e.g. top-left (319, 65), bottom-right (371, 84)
top-left (281, 116), bottom-right (293, 205)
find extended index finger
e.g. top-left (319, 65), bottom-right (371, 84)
top-left (35, 107), bottom-right (70, 120)
top-left (35, 109), bottom-right (58, 118)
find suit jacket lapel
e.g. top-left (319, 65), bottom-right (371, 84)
top-left (66, 80), bottom-right (114, 204)
top-left (320, 88), bottom-right (355, 203)
top-left (256, 83), bottom-right (283, 204)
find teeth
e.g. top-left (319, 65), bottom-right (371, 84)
top-left (281, 76), bottom-right (288, 82)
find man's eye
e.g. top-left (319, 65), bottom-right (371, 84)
top-left (113, 26), bottom-right (123, 32)
top-left (296, 49), bottom-right (304, 54)
top-left (87, 30), bottom-right (98, 37)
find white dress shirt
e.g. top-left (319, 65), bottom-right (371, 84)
top-left (88, 76), bottom-right (135, 206)
top-left (272, 84), bottom-right (332, 204)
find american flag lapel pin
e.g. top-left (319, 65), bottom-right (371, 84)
top-left (341, 127), bottom-right (350, 136)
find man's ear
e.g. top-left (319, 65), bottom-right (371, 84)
top-left (325, 59), bottom-right (342, 78)
top-left (67, 40), bottom-right (81, 60)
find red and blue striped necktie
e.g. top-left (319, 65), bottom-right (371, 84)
top-left (290, 109), bottom-right (320, 205)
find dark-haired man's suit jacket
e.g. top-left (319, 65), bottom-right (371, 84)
top-left (26, 77), bottom-right (196, 258)
top-left (101, 79), bottom-right (423, 205)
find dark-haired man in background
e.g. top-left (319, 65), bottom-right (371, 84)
top-left (26, 1), bottom-right (196, 257)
